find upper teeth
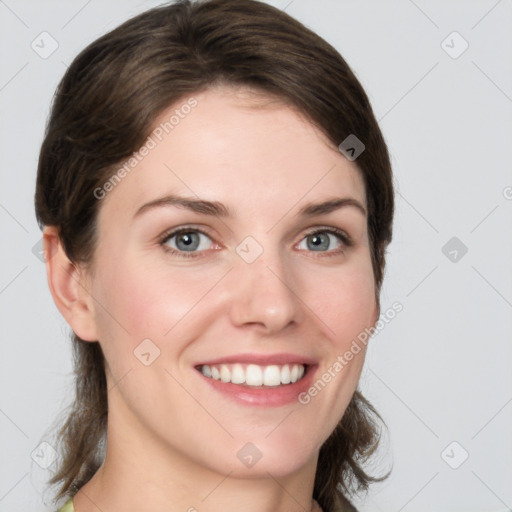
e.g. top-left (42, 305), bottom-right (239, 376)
top-left (200, 363), bottom-right (306, 386)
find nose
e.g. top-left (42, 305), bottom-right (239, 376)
top-left (227, 244), bottom-right (304, 334)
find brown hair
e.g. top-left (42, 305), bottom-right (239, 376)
top-left (35, 1), bottom-right (394, 510)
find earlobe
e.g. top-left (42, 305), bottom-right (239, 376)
top-left (43, 226), bottom-right (98, 342)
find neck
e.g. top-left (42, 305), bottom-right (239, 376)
top-left (73, 394), bottom-right (320, 512)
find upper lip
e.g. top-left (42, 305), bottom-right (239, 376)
top-left (195, 353), bottom-right (317, 367)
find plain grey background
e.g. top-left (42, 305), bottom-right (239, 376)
top-left (1, 1), bottom-right (511, 511)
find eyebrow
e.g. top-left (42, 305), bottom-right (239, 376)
top-left (133, 194), bottom-right (366, 219)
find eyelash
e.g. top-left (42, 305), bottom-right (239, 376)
top-left (157, 225), bottom-right (353, 259)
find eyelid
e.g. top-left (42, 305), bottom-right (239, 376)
top-left (157, 225), bottom-right (219, 257)
top-left (157, 224), bottom-right (353, 258)
top-left (296, 226), bottom-right (353, 255)
top-left (157, 224), bottom-right (215, 244)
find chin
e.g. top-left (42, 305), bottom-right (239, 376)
top-left (207, 436), bottom-right (318, 479)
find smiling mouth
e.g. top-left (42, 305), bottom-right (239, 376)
top-left (196, 363), bottom-right (308, 387)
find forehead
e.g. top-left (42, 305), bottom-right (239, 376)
top-left (99, 85), bottom-right (365, 219)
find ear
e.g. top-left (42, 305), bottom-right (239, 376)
top-left (43, 226), bottom-right (98, 342)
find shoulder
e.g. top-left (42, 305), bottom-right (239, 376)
top-left (55, 497), bottom-right (75, 512)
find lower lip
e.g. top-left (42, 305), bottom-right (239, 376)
top-left (196, 365), bottom-right (318, 407)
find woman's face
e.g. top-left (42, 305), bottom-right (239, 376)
top-left (82, 85), bottom-right (378, 478)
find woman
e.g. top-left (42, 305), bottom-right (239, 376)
top-left (35, 0), bottom-right (394, 510)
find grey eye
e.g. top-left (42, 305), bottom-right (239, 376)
top-left (298, 231), bottom-right (343, 252)
top-left (165, 230), bottom-right (211, 252)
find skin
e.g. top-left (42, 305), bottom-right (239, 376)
top-left (44, 85), bottom-right (378, 512)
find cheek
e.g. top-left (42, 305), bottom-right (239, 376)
top-left (96, 260), bottom-right (161, 332)
top-left (303, 257), bottom-right (377, 345)
top-left (91, 255), bottom-right (218, 355)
